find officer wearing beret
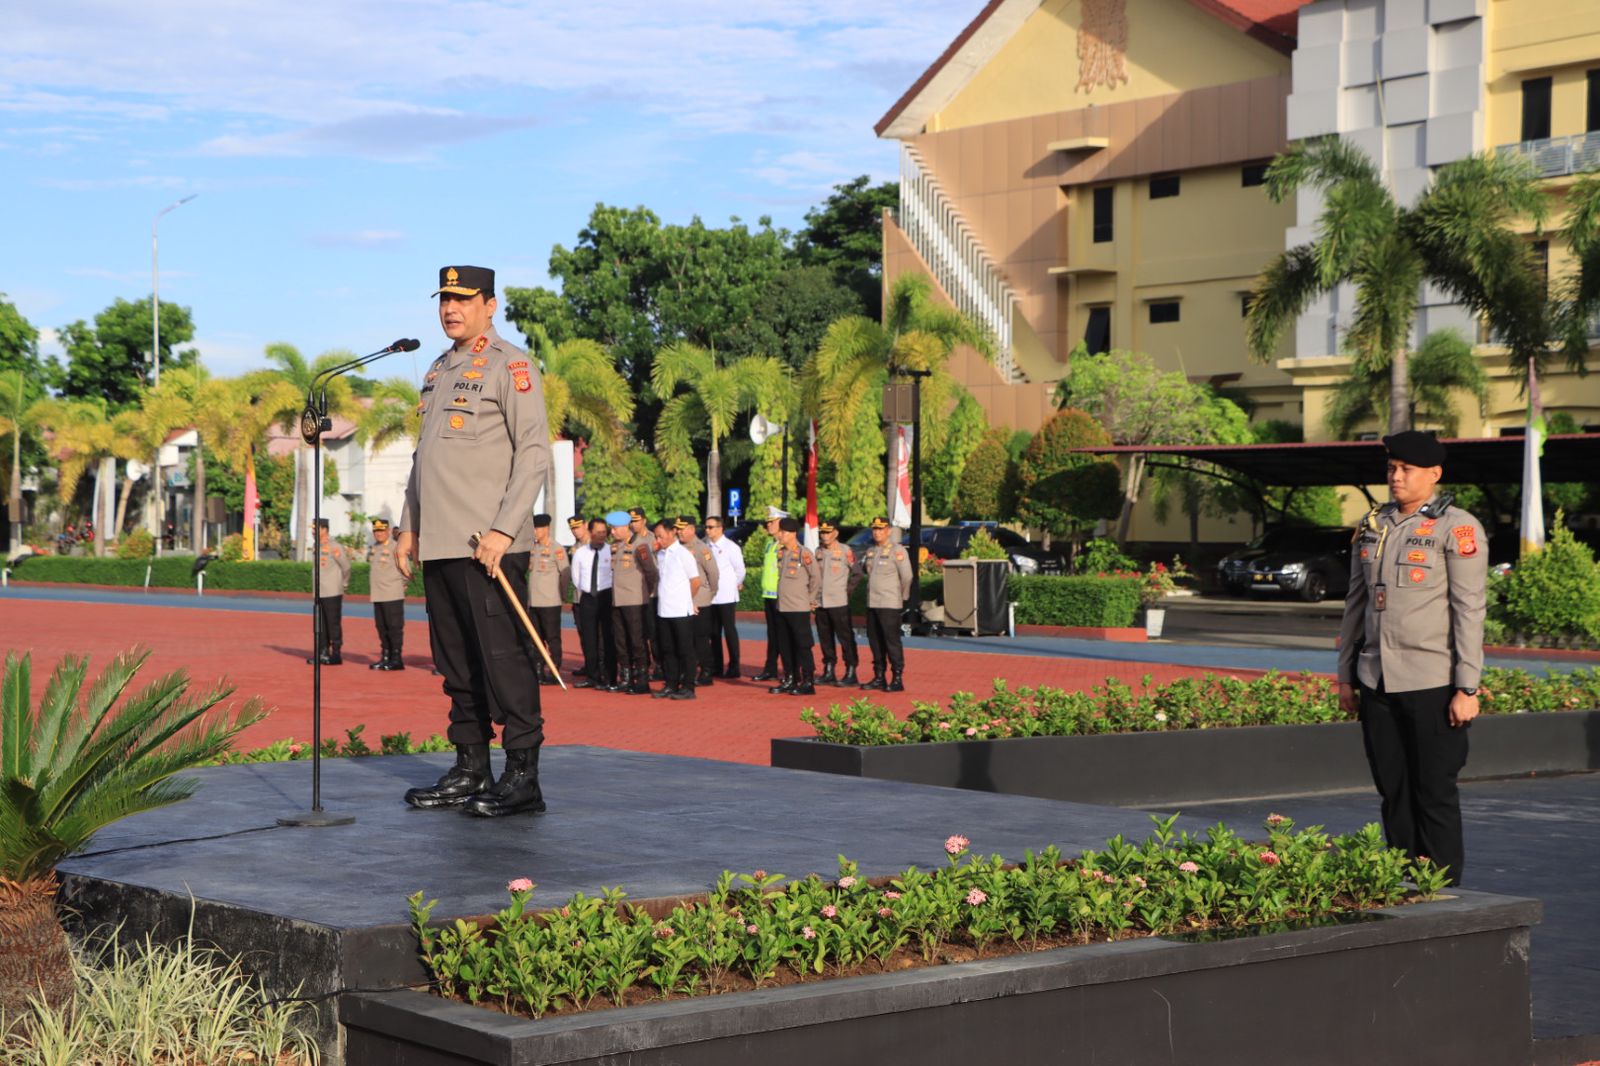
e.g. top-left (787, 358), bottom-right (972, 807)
top-left (398, 265), bottom-right (553, 818)
top-left (367, 517), bottom-right (408, 670)
top-left (526, 514), bottom-right (571, 686)
top-left (813, 520), bottom-right (861, 687)
top-left (854, 517), bottom-right (912, 692)
top-left (771, 517), bottom-right (820, 695)
top-left (1338, 430), bottom-right (1487, 886)
top-left (608, 509), bottom-right (658, 694)
top-left (676, 516), bottom-right (720, 685)
top-left (307, 519), bottom-right (350, 665)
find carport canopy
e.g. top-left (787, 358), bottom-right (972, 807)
top-left (1075, 434), bottom-right (1600, 489)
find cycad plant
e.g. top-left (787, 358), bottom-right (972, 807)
top-left (0, 650), bottom-right (263, 1020)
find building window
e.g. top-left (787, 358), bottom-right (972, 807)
top-left (1149, 173), bottom-right (1180, 199)
top-left (1588, 70), bottom-right (1600, 132)
top-left (1522, 76), bottom-right (1553, 142)
top-left (1084, 306), bottom-right (1111, 354)
top-left (1241, 163), bottom-right (1269, 187)
top-left (1148, 301), bottom-right (1181, 324)
top-left (1092, 187), bottom-right (1113, 243)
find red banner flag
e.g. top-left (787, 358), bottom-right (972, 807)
top-left (804, 420), bottom-right (819, 550)
top-left (242, 446), bottom-right (259, 561)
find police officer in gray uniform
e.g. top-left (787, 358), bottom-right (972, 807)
top-left (854, 517), bottom-right (912, 692)
top-left (367, 517), bottom-right (408, 670)
top-left (676, 516), bottom-right (720, 685)
top-left (307, 518), bottom-right (351, 665)
top-left (608, 510), bottom-right (658, 694)
top-left (813, 519), bottom-right (860, 687)
top-left (1338, 431), bottom-right (1487, 886)
top-left (398, 265), bottom-right (553, 818)
top-left (771, 517), bottom-right (820, 696)
top-left (526, 514), bottom-right (571, 686)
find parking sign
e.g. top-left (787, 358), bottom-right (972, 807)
top-left (728, 487), bottom-right (743, 519)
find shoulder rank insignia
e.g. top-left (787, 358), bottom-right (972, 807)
top-left (471, 336), bottom-right (489, 355)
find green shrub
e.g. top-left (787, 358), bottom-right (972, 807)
top-left (10, 554), bottom-right (424, 597)
top-left (218, 532), bottom-right (246, 562)
top-left (114, 528), bottom-right (154, 560)
top-left (1491, 523), bottom-right (1600, 644)
top-left (1008, 574), bottom-right (1142, 627)
top-left (961, 528), bottom-right (1009, 560)
top-left (1072, 538), bottom-right (1138, 575)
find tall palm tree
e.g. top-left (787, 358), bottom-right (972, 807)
top-left (355, 377), bottom-right (421, 455)
top-left (805, 273), bottom-right (992, 519)
top-left (527, 327), bottom-right (635, 512)
top-left (1247, 139), bottom-right (1547, 432)
top-left (652, 343), bottom-right (792, 514)
top-left (1324, 328), bottom-right (1490, 439)
top-left (263, 344), bottom-right (363, 560)
top-left (28, 398), bottom-right (116, 555)
top-left (0, 369), bottom-right (35, 554)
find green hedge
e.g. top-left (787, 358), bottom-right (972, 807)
top-left (9, 555), bottom-right (424, 597)
top-left (1007, 575), bottom-right (1142, 628)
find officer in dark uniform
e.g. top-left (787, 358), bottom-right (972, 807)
top-left (367, 518), bottom-right (408, 670)
top-left (1338, 431), bottom-right (1487, 885)
top-left (398, 265), bottom-right (552, 818)
top-left (307, 518), bottom-right (350, 665)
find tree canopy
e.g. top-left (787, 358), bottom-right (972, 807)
top-left (54, 297), bottom-right (200, 409)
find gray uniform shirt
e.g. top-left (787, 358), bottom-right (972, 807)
top-left (527, 541), bottom-right (572, 608)
top-left (855, 542), bottom-right (913, 609)
top-left (401, 325), bottom-right (551, 562)
top-left (611, 536), bottom-right (659, 607)
top-left (367, 540), bottom-right (407, 602)
top-left (1337, 498), bottom-right (1488, 693)
top-left (776, 545), bottom-right (820, 612)
top-left (686, 536), bottom-right (719, 608)
top-left (315, 542), bottom-right (351, 597)
top-left (814, 543), bottom-right (858, 609)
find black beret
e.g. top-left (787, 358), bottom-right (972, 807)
top-left (778, 517), bottom-right (801, 533)
top-left (315, 518), bottom-right (330, 530)
top-left (533, 514), bottom-right (552, 528)
top-left (433, 265), bottom-right (494, 298)
top-left (1383, 430), bottom-right (1446, 468)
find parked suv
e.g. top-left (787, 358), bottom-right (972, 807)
top-left (1215, 527), bottom-right (1354, 602)
top-left (922, 523), bottom-right (1066, 574)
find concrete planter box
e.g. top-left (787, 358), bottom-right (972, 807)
top-left (341, 890), bottom-right (1538, 1066)
top-left (770, 709), bottom-right (1600, 806)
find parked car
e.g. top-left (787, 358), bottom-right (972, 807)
top-left (1215, 526), bottom-right (1354, 602)
top-left (922, 523), bottom-right (1066, 574)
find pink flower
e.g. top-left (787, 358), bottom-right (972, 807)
top-left (746, 924), bottom-right (759, 935)
top-left (837, 876), bottom-right (857, 889)
top-left (1259, 850), bottom-right (1281, 866)
top-left (288, 743), bottom-right (303, 755)
top-left (654, 922), bottom-right (674, 939)
top-left (802, 926), bottom-right (817, 940)
top-left (883, 891), bottom-right (902, 901)
top-left (821, 905), bottom-right (837, 919)
top-left (752, 870), bottom-right (767, 879)
top-left (938, 722), bottom-right (951, 730)
top-left (506, 878), bottom-right (533, 893)
top-left (944, 834), bottom-right (970, 855)
top-left (877, 907), bottom-right (893, 918)
top-left (965, 727), bottom-right (978, 736)
top-left (1130, 875), bottom-right (1146, 889)
top-left (965, 888), bottom-right (988, 906)
top-left (1266, 813), bottom-right (1287, 827)
top-left (1178, 861), bottom-right (1200, 873)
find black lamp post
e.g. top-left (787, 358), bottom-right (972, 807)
top-left (895, 368), bottom-right (931, 632)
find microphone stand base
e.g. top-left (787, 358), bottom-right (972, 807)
top-left (277, 810), bottom-right (357, 828)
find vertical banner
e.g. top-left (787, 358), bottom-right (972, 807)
top-left (803, 420), bottom-right (819, 550)
top-left (1521, 357), bottom-right (1546, 556)
top-left (891, 423), bottom-right (914, 528)
top-left (242, 447), bottom-right (259, 561)
top-left (537, 440), bottom-right (578, 546)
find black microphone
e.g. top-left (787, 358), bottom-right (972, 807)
top-left (390, 338), bottom-right (421, 352)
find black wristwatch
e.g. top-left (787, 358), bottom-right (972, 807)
top-left (1458, 687), bottom-right (1478, 697)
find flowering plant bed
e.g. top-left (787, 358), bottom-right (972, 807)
top-left (345, 819), bottom-right (1539, 1066)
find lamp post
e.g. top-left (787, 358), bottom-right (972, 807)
top-left (151, 194), bottom-right (195, 552)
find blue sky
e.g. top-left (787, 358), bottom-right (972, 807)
top-left (2, 0), bottom-right (976, 380)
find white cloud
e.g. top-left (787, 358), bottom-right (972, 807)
top-left (200, 110), bottom-right (542, 161)
top-left (309, 230), bottom-right (408, 250)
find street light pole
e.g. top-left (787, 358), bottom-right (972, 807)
top-left (903, 369), bottom-right (931, 631)
top-left (151, 194), bottom-right (195, 552)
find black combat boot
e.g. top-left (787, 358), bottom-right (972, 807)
top-left (695, 669), bottom-right (715, 687)
top-left (768, 676), bottom-right (796, 695)
top-left (539, 665), bottom-right (558, 687)
top-left (860, 671), bottom-right (887, 691)
top-left (369, 643), bottom-right (389, 670)
top-left (628, 672), bottom-right (652, 695)
top-left (884, 670), bottom-right (904, 693)
top-left (840, 664), bottom-right (859, 687)
top-left (404, 744), bottom-right (492, 809)
top-left (462, 747), bottom-right (545, 817)
top-left (721, 664), bottom-right (741, 680)
top-left (606, 669), bottom-right (631, 693)
top-left (789, 672), bottom-right (817, 696)
top-left (751, 667), bottom-right (778, 682)
top-left (385, 648), bottom-right (406, 670)
top-left (320, 644), bottom-right (343, 666)
top-left (817, 662), bottom-right (838, 687)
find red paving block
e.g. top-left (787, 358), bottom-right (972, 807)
top-left (2, 599), bottom-right (1258, 766)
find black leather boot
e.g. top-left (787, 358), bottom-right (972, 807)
top-left (695, 669), bottom-right (715, 687)
top-left (768, 676), bottom-right (796, 695)
top-left (462, 747), bottom-right (545, 817)
top-left (628, 672), bottom-right (652, 695)
top-left (320, 644), bottom-right (343, 666)
top-left (539, 665), bottom-right (558, 686)
top-left (369, 643), bottom-right (389, 670)
top-left (721, 664), bottom-right (741, 679)
top-left (404, 744), bottom-right (492, 809)
top-left (752, 668), bottom-right (778, 682)
top-left (817, 662), bottom-right (837, 687)
top-left (860, 672), bottom-right (887, 691)
top-left (789, 674), bottom-right (817, 696)
top-left (884, 670), bottom-right (905, 693)
top-left (385, 649), bottom-right (406, 670)
top-left (840, 665), bottom-right (860, 687)
top-left (606, 669), bottom-right (631, 693)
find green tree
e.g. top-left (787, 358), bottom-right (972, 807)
top-left (1248, 140), bottom-right (1547, 431)
top-left (924, 393), bottom-right (988, 521)
top-left (355, 377), bottom-right (421, 455)
top-left (530, 330), bottom-right (634, 450)
top-left (952, 428), bottom-right (1017, 521)
top-left (0, 298), bottom-right (48, 550)
top-left (1324, 329), bottom-right (1489, 439)
top-left (724, 264), bottom-right (864, 370)
top-left (794, 176), bottom-right (900, 318)
top-left (580, 439), bottom-right (669, 518)
top-left (0, 296), bottom-right (46, 380)
top-left (55, 297), bottom-right (200, 410)
top-left (1017, 408), bottom-right (1117, 547)
top-left (263, 344), bottom-right (365, 560)
top-left (28, 397), bottom-right (118, 554)
top-left (1147, 395), bottom-right (1253, 558)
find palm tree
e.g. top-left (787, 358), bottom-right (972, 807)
top-left (805, 273), bottom-right (992, 520)
top-left (0, 370), bottom-right (36, 554)
top-left (263, 344), bottom-right (363, 560)
top-left (651, 343), bottom-right (791, 515)
top-left (0, 649), bottom-right (262, 1018)
top-left (1247, 139), bottom-right (1547, 432)
top-left (28, 398), bottom-right (116, 555)
top-left (1324, 329), bottom-right (1490, 439)
top-left (355, 377), bottom-right (421, 456)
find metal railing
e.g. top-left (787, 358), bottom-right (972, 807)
top-left (1496, 131), bottom-right (1600, 178)
top-left (897, 144), bottom-right (1022, 383)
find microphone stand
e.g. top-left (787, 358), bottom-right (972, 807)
top-left (279, 338), bottom-right (420, 829)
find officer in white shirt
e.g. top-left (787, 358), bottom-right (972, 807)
top-left (652, 518), bottom-right (701, 700)
top-left (571, 516), bottom-right (616, 689)
top-left (705, 515), bottom-right (746, 678)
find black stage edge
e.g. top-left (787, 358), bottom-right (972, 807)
top-left (55, 747), bottom-right (1194, 1064)
top-left (771, 709), bottom-right (1600, 807)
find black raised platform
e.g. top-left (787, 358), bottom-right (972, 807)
top-left (55, 747), bottom-right (1192, 1062)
